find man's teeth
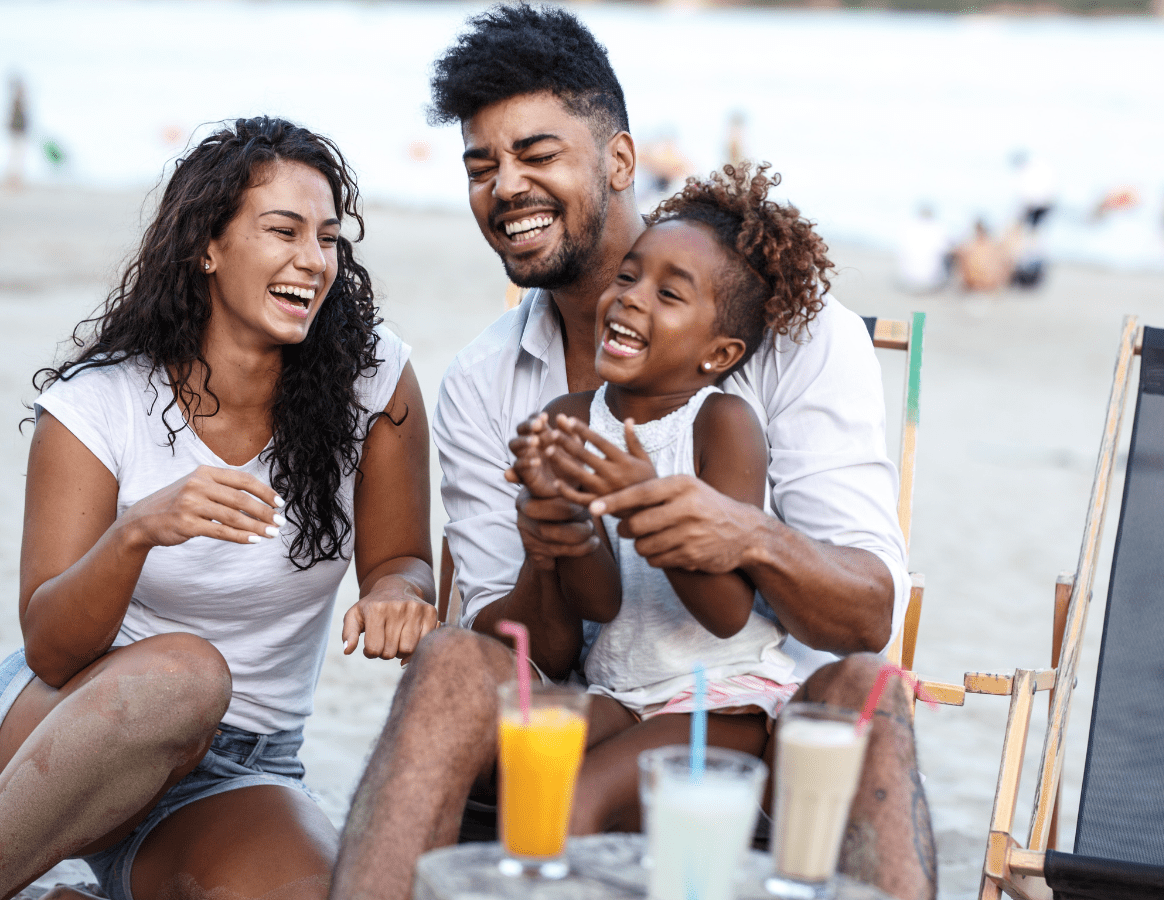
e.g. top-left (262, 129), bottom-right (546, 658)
top-left (270, 285), bottom-right (315, 303)
top-left (504, 215), bottom-right (554, 237)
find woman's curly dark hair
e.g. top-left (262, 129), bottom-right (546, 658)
top-left (647, 162), bottom-right (833, 375)
top-left (32, 116), bottom-right (384, 569)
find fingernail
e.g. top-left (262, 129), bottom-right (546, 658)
top-left (273, 513), bottom-right (287, 527)
top-left (591, 501), bottom-right (606, 514)
top-left (265, 525), bottom-right (280, 537)
top-left (273, 494), bottom-right (286, 508)
top-left (248, 534), bottom-right (262, 544)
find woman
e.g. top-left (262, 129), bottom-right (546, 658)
top-left (0, 117), bottom-right (436, 900)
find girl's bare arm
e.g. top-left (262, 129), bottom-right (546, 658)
top-left (661, 394), bottom-right (767, 637)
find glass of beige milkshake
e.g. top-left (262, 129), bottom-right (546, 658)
top-left (766, 703), bottom-right (870, 899)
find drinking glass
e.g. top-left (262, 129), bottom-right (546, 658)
top-left (638, 744), bottom-right (768, 900)
top-left (766, 703), bottom-right (870, 899)
top-left (496, 680), bottom-right (590, 879)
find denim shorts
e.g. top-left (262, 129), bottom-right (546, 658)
top-left (0, 648), bottom-right (315, 900)
top-left (84, 722), bottom-right (316, 900)
top-left (0, 647), bottom-right (36, 726)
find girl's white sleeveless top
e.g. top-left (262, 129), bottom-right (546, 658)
top-left (583, 383), bottom-right (796, 714)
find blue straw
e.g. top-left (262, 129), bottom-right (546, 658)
top-left (690, 663), bottom-right (707, 781)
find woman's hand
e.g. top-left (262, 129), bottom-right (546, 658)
top-left (543, 415), bottom-right (657, 504)
top-left (341, 575), bottom-right (439, 661)
top-left (120, 465), bottom-right (286, 550)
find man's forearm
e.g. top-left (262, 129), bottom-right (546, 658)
top-left (737, 506), bottom-right (895, 654)
top-left (471, 561), bottom-right (584, 677)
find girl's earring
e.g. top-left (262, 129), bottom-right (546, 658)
top-left (702, 362), bottom-right (712, 371)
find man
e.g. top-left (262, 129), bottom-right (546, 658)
top-left (331, 6), bottom-right (935, 900)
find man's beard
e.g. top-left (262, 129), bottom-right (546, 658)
top-left (499, 183), bottom-right (609, 291)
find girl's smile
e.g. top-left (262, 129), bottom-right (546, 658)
top-left (595, 220), bottom-right (744, 417)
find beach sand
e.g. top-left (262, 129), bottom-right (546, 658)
top-left (4, 185), bottom-right (1164, 899)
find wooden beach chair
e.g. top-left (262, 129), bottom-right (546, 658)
top-left (862, 313), bottom-right (927, 671)
top-left (966, 316), bottom-right (1164, 900)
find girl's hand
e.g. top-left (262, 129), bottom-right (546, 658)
top-left (341, 576), bottom-right (439, 661)
top-left (544, 416), bottom-right (657, 504)
top-left (122, 465), bottom-right (285, 549)
top-left (505, 412), bottom-right (564, 499)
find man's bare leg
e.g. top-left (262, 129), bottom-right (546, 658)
top-left (780, 652), bottom-right (936, 900)
top-left (331, 628), bottom-right (515, 900)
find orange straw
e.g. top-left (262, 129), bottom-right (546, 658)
top-left (856, 663), bottom-right (938, 735)
top-left (497, 620), bottom-right (531, 724)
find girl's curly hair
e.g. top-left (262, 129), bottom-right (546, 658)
top-left (32, 116), bottom-right (384, 570)
top-left (646, 162), bottom-right (833, 374)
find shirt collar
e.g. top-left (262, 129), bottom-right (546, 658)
top-left (518, 288), bottom-right (563, 363)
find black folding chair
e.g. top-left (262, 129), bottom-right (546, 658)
top-left (977, 317), bottom-right (1164, 900)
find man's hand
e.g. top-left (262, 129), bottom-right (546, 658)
top-left (516, 487), bottom-right (600, 571)
top-left (590, 475), bottom-right (759, 573)
top-left (342, 575), bottom-right (439, 661)
top-left (543, 415), bottom-right (657, 504)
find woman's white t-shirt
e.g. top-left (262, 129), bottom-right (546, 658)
top-left (33, 326), bottom-right (410, 734)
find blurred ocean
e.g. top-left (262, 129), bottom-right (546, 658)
top-left (3, 0), bottom-right (1163, 270)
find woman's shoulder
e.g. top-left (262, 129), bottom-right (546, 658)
top-left (37, 356), bottom-right (149, 407)
top-left (356, 325), bottom-right (412, 412)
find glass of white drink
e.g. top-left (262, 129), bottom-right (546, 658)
top-left (766, 703), bottom-right (870, 899)
top-left (638, 744), bottom-right (767, 900)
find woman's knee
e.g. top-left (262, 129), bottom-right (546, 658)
top-left (88, 633), bottom-right (231, 750)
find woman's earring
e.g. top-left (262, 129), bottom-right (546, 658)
top-left (702, 362), bottom-right (712, 371)
top-left (204, 261), bottom-right (210, 271)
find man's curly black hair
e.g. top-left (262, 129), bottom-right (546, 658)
top-left (32, 116), bottom-right (384, 570)
top-left (429, 3), bottom-right (629, 142)
top-left (648, 163), bottom-right (833, 376)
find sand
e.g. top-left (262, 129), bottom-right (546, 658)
top-left (4, 184), bottom-right (1164, 899)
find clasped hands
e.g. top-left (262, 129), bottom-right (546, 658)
top-left (504, 412), bottom-right (752, 576)
top-left (505, 412), bottom-right (655, 570)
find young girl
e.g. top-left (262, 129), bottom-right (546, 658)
top-left (508, 163), bottom-right (835, 829)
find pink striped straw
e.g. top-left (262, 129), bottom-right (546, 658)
top-left (496, 620), bottom-right (531, 724)
top-left (856, 663), bottom-right (939, 735)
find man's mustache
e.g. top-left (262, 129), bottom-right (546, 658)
top-left (488, 197), bottom-right (564, 231)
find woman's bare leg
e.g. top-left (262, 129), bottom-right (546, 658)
top-left (0, 634), bottom-right (231, 899)
top-left (131, 785), bottom-right (337, 900)
top-left (570, 711), bottom-right (768, 834)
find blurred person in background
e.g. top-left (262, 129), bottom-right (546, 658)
top-left (0, 116), bottom-right (436, 900)
top-left (5, 77), bottom-right (27, 189)
top-left (1012, 149), bottom-right (1056, 230)
top-left (953, 219), bottom-right (1015, 292)
top-left (725, 109), bottom-right (748, 168)
top-left (896, 204), bottom-right (953, 293)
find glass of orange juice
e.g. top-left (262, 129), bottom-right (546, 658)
top-left (496, 680), bottom-right (590, 879)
